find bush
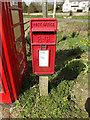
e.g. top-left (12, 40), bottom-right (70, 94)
top-left (22, 2), bottom-right (28, 13)
top-left (56, 5), bottom-right (62, 13)
top-left (48, 3), bottom-right (53, 12)
top-left (77, 9), bottom-right (82, 12)
top-left (28, 2), bottom-right (42, 13)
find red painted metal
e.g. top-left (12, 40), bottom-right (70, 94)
top-left (30, 18), bottom-right (57, 74)
top-left (0, 1), bottom-right (27, 103)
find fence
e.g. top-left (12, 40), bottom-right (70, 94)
top-left (24, 20), bottom-right (30, 32)
top-left (24, 20), bottom-right (30, 37)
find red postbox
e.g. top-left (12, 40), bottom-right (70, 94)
top-left (30, 18), bottom-right (57, 74)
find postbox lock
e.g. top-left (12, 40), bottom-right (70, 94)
top-left (41, 45), bottom-right (45, 49)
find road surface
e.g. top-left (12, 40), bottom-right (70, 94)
top-left (57, 19), bottom-right (90, 23)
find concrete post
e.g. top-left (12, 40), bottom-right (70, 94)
top-left (39, 76), bottom-right (48, 96)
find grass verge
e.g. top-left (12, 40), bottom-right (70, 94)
top-left (23, 15), bottom-right (88, 20)
top-left (11, 21), bottom-right (89, 118)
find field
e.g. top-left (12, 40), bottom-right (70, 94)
top-left (11, 18), bottom-right (89, 118)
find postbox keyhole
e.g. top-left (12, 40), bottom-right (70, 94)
top-left (41, 45), bottom-right (45, 49)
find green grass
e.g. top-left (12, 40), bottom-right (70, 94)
top-left (57, 15), bottom-right (88, 20)
top-left (23, 15), bottom-right (64, 19)
top-left (23, 15), bottom-right (43, 18)
top-left (12, 21), bottom-right (89, 118)
top-left (23, 15), bottom-right (53, 18)
top-left (56, 15), bottom-right (88, 20)
top-left (57, 30), bottom-right (88, 51)
top-left (72, 15), bottom-right (88, 20)
top-left (23, 15), bottom-right (88, 20)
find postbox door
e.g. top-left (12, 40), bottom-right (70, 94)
top-left (32, 45), bottom-right (56, 74)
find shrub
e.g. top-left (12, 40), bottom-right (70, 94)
top-left (69, 10), bottom-right (73, 16)
top-left (22, 2), bottom-right (28, 13)
top-left (77, 9), bottom-right (82, 12)
top-left (28, 2), bottom-right (42, 13)
top-left (48, 3), bottom-right (53, 12)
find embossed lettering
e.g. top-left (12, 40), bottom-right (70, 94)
top-left (37, 36), bottom-right (51, 43)
top-left (32, 22), bottom-right (55, 28)
top-left (38, 36), bottom-right (42, 43)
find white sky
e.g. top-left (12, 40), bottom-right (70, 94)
top-left (22, 0), bottom-right (64, 5)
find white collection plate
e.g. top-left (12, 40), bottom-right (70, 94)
top-left (39, 50), bottom-right (49, 67)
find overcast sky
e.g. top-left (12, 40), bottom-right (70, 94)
top-left (22, 0), bottom-right (64, 5)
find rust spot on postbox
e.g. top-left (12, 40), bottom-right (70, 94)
top-left (30, 18), bottom-right (57, 74)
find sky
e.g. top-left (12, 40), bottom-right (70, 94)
top-left (22, 0), bottom-right (64, 5)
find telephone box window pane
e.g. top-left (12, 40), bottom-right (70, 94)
top-left (0, 73), bottom-right (3, 92)
top-left (18, 51), bottom-right (23, 63)
top-left (20, 62), bottom-right (24, 75)
top-left (16, 39), bottom-right (22, 53)
top-left (14, 25), bottom-right (21, 40)
top-left (0, 83), bottom-right (3, 92)
top-left (10, 1), bottom-right (18, 7)
top-left (11, 10), bottom-right (20, 24)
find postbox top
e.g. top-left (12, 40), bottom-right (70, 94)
top-left (30, 18), bottom-right (57, 32)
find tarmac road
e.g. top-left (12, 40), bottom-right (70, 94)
top-left (57, 18), bottom-right (90, 23)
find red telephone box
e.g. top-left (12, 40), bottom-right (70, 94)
top-left (0, 1), bottom-right (27, 103)
top-left (30, 18), bottom-right (57, 74)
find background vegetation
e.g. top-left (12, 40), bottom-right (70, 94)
top-left (22, 2), bottom-right (62, 13)
top-left (23, 14), bottom-right (88, 20)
